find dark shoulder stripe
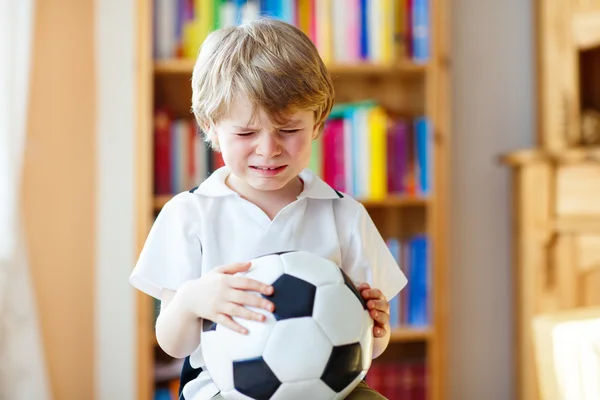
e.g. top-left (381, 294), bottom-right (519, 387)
top-left (178, 356), bottom-right (203, 398)
top-left (189, 185), bottom-right (199, 194)
top-left (334, 189), bottom-right (344, 198)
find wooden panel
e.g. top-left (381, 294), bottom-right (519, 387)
top-left (537, 0), bottom-right (581, 148)
top-left (577, 235), bottom-right (600, 305)
top-left (574, 0), bottom-right (600, 12)
top-left (572, 10), bottom-right (600, 50)
top-left (550, 234), bottom-right (578, 310)
top-left (135, 0), bottom-right (155, 398)
top-left (555, 163), bottom-right (600, 216)
top-left (22, 0), bottom-right (96, 397)
top-left (511, 162), bottom-right (552, 400)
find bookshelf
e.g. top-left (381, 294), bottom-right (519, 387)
top-left (134, 1), bottom-right (450, 399)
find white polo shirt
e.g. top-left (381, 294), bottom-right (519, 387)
top-left (129, 166), bottom-right (407, 400)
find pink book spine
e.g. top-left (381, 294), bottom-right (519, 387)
top-left (346, 0), bottom-right (360, 62)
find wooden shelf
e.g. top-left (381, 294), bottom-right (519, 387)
top-left (153, 193), bottom-right (428, 212)
top-left (390, 327), bottom-right (433, 342)
top-left (500, 146), bottom-right (600, 166)
top-left (154, 58), bottom-right (427, 76)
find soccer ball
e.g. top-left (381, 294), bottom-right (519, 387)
top-left (200, 251), bottom-right (374, 400)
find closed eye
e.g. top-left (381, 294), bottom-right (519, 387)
top-left (280, 129), bottom-right (301, 134)
top-left (236, 132), bottom-right (255, 137)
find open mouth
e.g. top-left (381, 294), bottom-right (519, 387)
top-left (250, 165), bottom-right (287, 174)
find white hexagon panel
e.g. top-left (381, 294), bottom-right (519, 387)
top-left (219, 306), bottom-right (278, 361)
top-left (280, 251), bottom-right (344, 287)
top-left (241, 254), bottom-right (286, 286)
top-left (359, 310), bottom-right (375, 371)
top-left (313, 283), bottom-right (366, 346)
top-left (262, 317), bottom-right (332, 382)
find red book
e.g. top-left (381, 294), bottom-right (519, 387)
top-left (153, 108), bottom-right (172, 195)
top-left (322, 119), bottom-right (346, 192)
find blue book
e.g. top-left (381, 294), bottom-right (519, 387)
top-left (386, 237), bottom-right (402, 327)
top-left (280, 0), bottom-right (295, 25)
top-left (412, 0), bottom-right (430, 63)
top-left (407, 235), bottom-right (429, 326)
top-left (359, 0), bottom-right (369, 60)
top-left (415, 117), bottom-right (432, 196)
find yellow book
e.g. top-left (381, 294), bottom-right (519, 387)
top-left (368, 106), bottom-right (388, 199)
top-left (381, 0), bottom-right (394, 63)
top-left (297, 0), bottom-right (312, 38)
top-left (183, 22), bottom-right (201, 59)
top-left (315, 0), bottom-right (333, 64)
top-left (197, 0), bottom-right (215, 42)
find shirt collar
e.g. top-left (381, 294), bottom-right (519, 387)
top-left (193, 166), bottom-right (343, 200)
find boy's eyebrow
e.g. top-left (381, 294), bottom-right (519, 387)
top-left (279, 119), bottom-right (303, 126)
top-left (232, 119), bottom-right (304, 130)
top-left (232, 125), bottom-right (260, 131)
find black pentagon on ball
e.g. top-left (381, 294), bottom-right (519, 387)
top-left (233, 356), bottom-right (281, 400)
top-left (320, 342), bottom-right (363, 392)
top-left (201, 318), bottom-right (217, 332)
top-left (340, 268), bottom-right (369, 310)
top-left (263, 273), bottom-right (316, 321)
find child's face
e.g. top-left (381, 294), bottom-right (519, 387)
top-left (214, 93), bottom-right (317, 194)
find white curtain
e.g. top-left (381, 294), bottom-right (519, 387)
top-left (0, 1), bottom-right (51, 399)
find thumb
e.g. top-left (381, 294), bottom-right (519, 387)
top-left (215, 261), bottom-right (252, 275)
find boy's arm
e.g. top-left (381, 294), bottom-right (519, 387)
top-left (372, 329), bottom-right (391, 359)
top-left (155, 263), bottom-right (275, 360)
top-left (155, 286), bottom-right (203, 359)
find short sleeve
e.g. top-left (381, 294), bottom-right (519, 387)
top-left (129, 193), bottom-right (203, 300)
top-left (343, 203), bottom-right (408, 301)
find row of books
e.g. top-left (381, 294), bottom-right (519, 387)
top-left (366, 360), bottom-right (428, 400)
top-left (387, 235), bottom-right (429, 327)
top-left (153, 102), bottom-right (432, 200)
top-left (154, 359), bottom-right (427, 400)
top-left (317, 101), bottom-right (431, 199)
top-left (153, 0), bottom-right (430, 64)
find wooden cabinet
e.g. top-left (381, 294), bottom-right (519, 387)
top-left (504, 150), bottom-right (600, 400)
top-left (537, 0), bottom-right (600, 149)
top-left (503, 1), bottom-right (600, 398)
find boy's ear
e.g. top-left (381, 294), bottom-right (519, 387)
top-left (311, 123), bottom-right (320, 140)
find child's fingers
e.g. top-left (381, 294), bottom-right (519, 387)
top-left (214, 313), bottom-right (249, 335)
top-left (215, 262), bottom-right (252, 275)
top-left (225, 303), bottom-right (268, 323)
top-left (229, 275), bottom-right (273, 296)
top-left (370, 309), bottom-right (390, 325)
top-left (367, 299), bottom-right (389, 312)
top-left (357, 282), bottom-right (371, 291)
top-left (227, 288), bottom-right (274, 312)
top-left (362, 288), bottom-right (385, 300)
top-left (373, 325), bottom-right (388, 338)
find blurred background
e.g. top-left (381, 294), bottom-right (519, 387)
top-left (2, 0), bottom-right (600, 399)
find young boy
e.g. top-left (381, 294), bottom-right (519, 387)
top-left (130, 18), bottom-right (407, 400)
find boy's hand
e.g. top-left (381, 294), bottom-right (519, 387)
top-left (358, 283), bottom-right (390, 338)
top-left (181, 262), bottom-right (275, 335)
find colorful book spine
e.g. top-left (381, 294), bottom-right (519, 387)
top-left (153, 0), bottom-right (429, 64)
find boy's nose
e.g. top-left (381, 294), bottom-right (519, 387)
top-left (255, 133), bottom-right (281, 158)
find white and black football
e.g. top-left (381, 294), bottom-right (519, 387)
top-left (200, 250), bottom-right (374, 400)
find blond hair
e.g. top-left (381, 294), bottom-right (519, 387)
top-left (191, 18), bottom-right (335, 149)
